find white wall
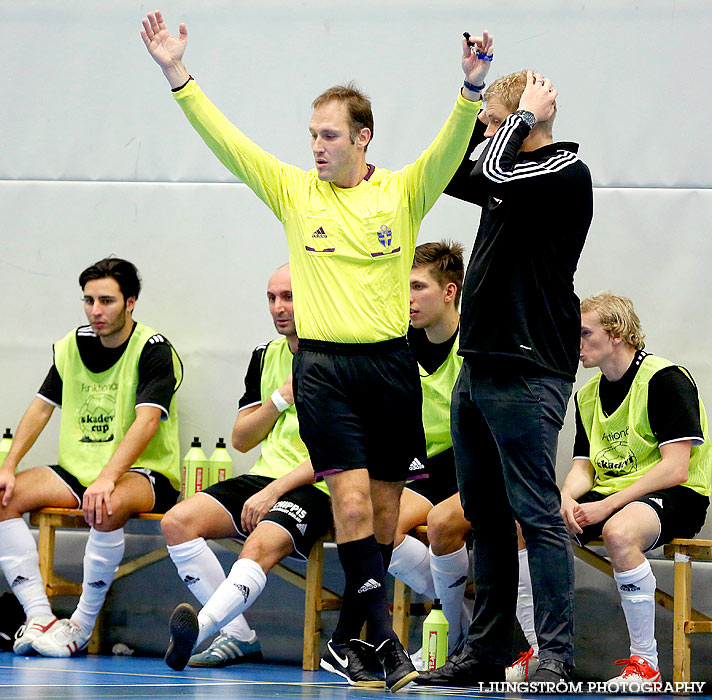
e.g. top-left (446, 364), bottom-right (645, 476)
top-left (2, 1), bottom-right (711, 524)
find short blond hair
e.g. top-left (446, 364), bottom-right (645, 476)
top-left (581, 292), bottom-right (646, 351)
top-left (484, 70), bottom-right (556, 134)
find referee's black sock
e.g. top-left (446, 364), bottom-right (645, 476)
top-left (379, 540), bottom-right (394, 572)
top-left (332, 535), bottom-right (395, 646)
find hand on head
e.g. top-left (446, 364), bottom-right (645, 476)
top-left (518, 70), bottom-right (557, 123)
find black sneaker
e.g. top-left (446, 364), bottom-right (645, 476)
top-left (320, 638), bottom-right (385, 687)
top-left (375, 637), bottom-right (420, 693)
top-left (165, 603), bottom-right (199, 671)
top-left (528, 658), bottom-right (572, 693)
top-left (414, 648), bottom-right (505, 686)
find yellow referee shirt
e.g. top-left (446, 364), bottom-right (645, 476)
top-left (174, 81), bottom-right (480, 343)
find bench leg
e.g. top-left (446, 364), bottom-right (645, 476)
top-left (303, 539), bottom-right (324, 670)
top-left (672, 553), bottom-right (692, 684)
top-left (392, 578), bottom-right (411, 649)
top-left (88, 608), bottom-right (103, 654)
top-left (36, 514), bottom-right (56, 596)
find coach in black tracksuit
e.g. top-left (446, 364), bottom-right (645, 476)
top-left (416, 70), bottom-right (593, 688)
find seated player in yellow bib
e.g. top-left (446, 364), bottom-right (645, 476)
top-left (161, 264), bottom-right (332, 672)
top-left (561, 292), bottom-right (710, 691)
top-left (0, 258), bottom-right (182, 657)
top-left (386, 241), bottom-right (470, 660)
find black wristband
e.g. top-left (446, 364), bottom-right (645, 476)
top-left (463, 80), bottom-right (485, 93)
top-left (171, 75), bottom-right (193, 93)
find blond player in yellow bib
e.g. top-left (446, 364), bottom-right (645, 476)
top-left (561, 292), bottom-right (710, 690)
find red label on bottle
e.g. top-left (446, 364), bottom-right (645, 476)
top-left (218, 468), bottom-right (225, 482)
top-left (196, 467), bottom-right (203, 492)
top-left (427, 630), bottom-right (438, 670)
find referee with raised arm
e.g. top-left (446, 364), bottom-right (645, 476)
top-left (140, 11), bottom-right (493, 691)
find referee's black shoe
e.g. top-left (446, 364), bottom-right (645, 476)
top-left (374, 637), bottom-right (420, 692)
top-left (320, 639), bottom-right (386, 687)
top-left (165, 603), bottom-right (199, 671)
top-left (413, 648), bottom-right (505, 686)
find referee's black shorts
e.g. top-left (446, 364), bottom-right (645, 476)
top-left (293, 337), bottom-right (427, 482)
top-left (404, 448), bottom-right (459, 507)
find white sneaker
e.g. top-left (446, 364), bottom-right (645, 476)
top-left (505, 647), bottom-right (539, 682)
top-left (409, 646), bottom-right (424, 671)
top-left (13, 615), bottom-right (58, 655)
top-left (32, 619), bottom-right (91, 657)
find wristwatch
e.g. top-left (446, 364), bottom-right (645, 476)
top-left (514, 109), bottom-right (536, 129)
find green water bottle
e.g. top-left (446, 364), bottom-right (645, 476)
top-left (208, 437), bottom-right (232, 486)
top-left (422, 598), bottom-right (449, 671)
top-left (0, 428), bottom-right (13, 467)
top-left (182, 437), bottom-right (209, 499)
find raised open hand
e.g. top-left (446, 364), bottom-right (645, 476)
top-left (462, 30), bottom-right (494, 88)
top-left (140, 11), bottom-right (188, 75)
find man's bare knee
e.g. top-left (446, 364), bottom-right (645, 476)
top-left (93, 513), bottom-right (130, 532)
top-left (602, 519), bottom-right (646, 571)
top-left (427, 503), bottom-right (469, 555)
top-left (161, 504), bottom-right (197, 545)
top-left (334, 489), bottom-right (371, 528)
top-left (241, 524), bottom-right (293, 571)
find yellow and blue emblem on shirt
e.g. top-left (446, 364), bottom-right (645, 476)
top-left (372, 224), bottom-right (400, 258)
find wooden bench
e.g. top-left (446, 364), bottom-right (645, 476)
top-left (29, 507), bottom-right (343, 666)
top-left (29, 508), bottom-right (432, 669)
top-left (29, 507), bottom-right (167, 653)
top-left (574, 538), bottom-right (712, 685)
top-left (389, 529), bottom-right (712, 685)
top-left (663, 539), bottom-right (712, 684)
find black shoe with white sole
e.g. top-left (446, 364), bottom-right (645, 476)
top-left (375, 637), bottom-right (420, 692)
top-left (320, 638), bottom-right (385, 687)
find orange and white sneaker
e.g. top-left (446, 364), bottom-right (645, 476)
top-left (605, 656), bottom-right (662, 692)
top-left (505, 647), bottom-right (539, 682)
top-left (13, 615), bottom-right (58, 656)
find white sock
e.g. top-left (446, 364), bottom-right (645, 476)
top-left (430, 545), bottom-right (469, 653)
top-left (614, 560), bottom-right (658, 669)
top-left (167, 538), bottom-right (227, 605)
top-left (167, 538), bottom-right (256, 642)
top-left (197, 558), bottom-right (266, 646)
top-left (220, 615), bottom-right (256, 642)
top-left (70, 528), bottom-right (125, 635)
top-left (388, 535), bottom-right (436, 599)
top-left (516, 548), bottom-right (538, 655)
top-left (0, 518), bottom-right (52, 619)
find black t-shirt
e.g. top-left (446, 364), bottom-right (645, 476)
top-left (237, 343), bottom-right (270, 411)
top-left (573, 350), bottom-right (703, 458)
top-left (38, 324), bottom-right (177, 416)
top-left (407, 325), bottom-right (458, 376)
